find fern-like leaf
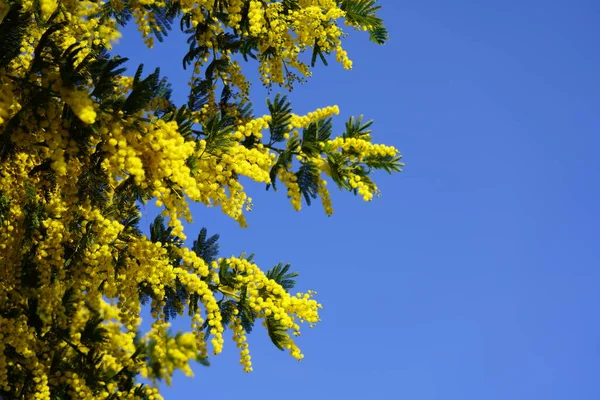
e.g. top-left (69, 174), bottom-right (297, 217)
top-left (0, 3), bottom-right (32, 69)
top-left (295, 162), bottom-right (320, 205)
top-left (267, 94), bottom-right (292, 144)
top-left (339, 0), bottom-right (389, 44)
top-left (192, 227), bottom-right (220, 264)
top-left (343, 115), bottom-right (373, 139)
top-left (265, 263), bottom-right (298, 291)
top-left (265, 316), bottom-right (288, 351)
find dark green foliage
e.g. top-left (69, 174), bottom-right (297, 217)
top-left (267, 128), bottom-right (301, 191)
top-left (187, 77), bottom-right (212, 111)
top-left (182, 26), bottom-right (210, 70)
top-left (0, 191), bottom-right (10, 223)
top-left (0, 3), bottom-right (31, 69)
top-left (143, 215), bottom-right (191, 321)
top-left (63, 104), bottom-right (100, 156)
top-left (0, 121), bottom-right (17, 161)
top-left (144, 1), bottom-right (178, 42)
top-left (363, 154), bottom-right (404, 173)
top-left (195, 356), bottom-right (210, 367)
top-left (113, 176), bottom-right (154, 206)
top-left (182, 7), bottom-right (261, 68)
top-left (61, 286), bottom-right (78, 319)
top-left (266, 94), bottom-right (292, 144)
top-left (20, 248), bottom-right (40, 289)
top-left (325, 152), bottom-right (353, 190)
top-left (161, 279), bottom-right (189, 321)
top-left (217, 299), bottom-right (237, 328)
top-left (367, 25), bottom-right (389, 44)
top-left (310, 41), bottom-right (329, 68)
top-left (302, 119), bottom-right (331, 157)
top-left (150, 215), bottom-right (177, 244)
top-left (266, 146), bottom-right (293, 191)
top-left (27, 298), bottom-right (43, 335)
top-left (265, 263), bottom-right (298, 291)
top-left (142, 221), bottom-right (219, 324)
top-left (149, 214), bottom-right (183, 260)
top-left (236, 100), bottom-right (254, 120)
top-left (120, 213), bottom-right (143, 239)
top-left (0, 302), bottom-right (133, 400)
top-left (30, 20), bottom-right (67, 74)
top-left (295, 162), bottom-right (320, 205)
top-left (97, 0), bottom-right (133, 27)
top-left (59, 43), bottom-right (97, 88)
top-left (188, 292), bottom-right (200, 316)
top-left (205, 57), bottom-right (229, 82)
top-left (23, 183), bottom-right (44, 237)
top-left (161, 105), bottom-right (197, 138)
top-left (339, 0), bottom-right (389, 44)
top-left (0, 10), bottom-right (68, 159)
top-left (343, 115), bottom-right (373, 139)
top-left (192, 227), bottom-right (220, 264)
top-left (265, 316), bottom-right (288, 351)
top-left (81, 312), bottom-right (109, 347)
top-left (311, 0), bottom-right (389, 66)
top-left (282, 0), bottom-right (300, 11)
top-left (316, 118), bottom-right (333, 142)
top-left (237, 285), bottom-right (256, 334)
top-left (122, 64), bottom-right (172, 115)
top-left (91, 52), bottom-right (129, 101)
top-left (202, 260), bottom-right (302, 351)
top-left (199, 113), bottom-right (236, 153)
top-left (62, 220), bottom-right (94, 278)
top-left (217, 258), bottom-right (236, 288)
top-left (309, 115), bottom-right (405, 189)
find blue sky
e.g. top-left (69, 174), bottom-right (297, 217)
top-left (113, 1), bottom-right (600, 399)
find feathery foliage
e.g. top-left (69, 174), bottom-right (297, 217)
top-left (0, 0), bottom-right (400, 398)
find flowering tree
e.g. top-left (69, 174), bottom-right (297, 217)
top-left (0, 0), bottom-right (402, 398)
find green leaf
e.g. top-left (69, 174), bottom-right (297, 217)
top-left (144, 1), bottom-right (180, 42)
top-left (343, 115), bottom-right (373, 139)
top-left (195, 356), bottom-right (210, 367)
top-left (187, 78), bottom-right (212, 111)
top-left (266, 147), bottom-right (294, 191)
top-left (237, 285), bottom-right (256, 333)
top-left (200, 113), bottom-right (236, 153)
top-left (310, 41), bottom-right (328, 68)
top-left (0, 191), bottom-right (10, 224)
top-left (23, 183), bottom-right (44, 237)
top-left (266, 263), bottom-right (298, 291)
top-left (81, 312), bottom-right (109, 346)
top-left (295, 162), bottom-right (320, 206)
top-left (192, 227), bottom-right (220, 264)
top-left (122, 65), bottom-right (172, 114)
top-left (267, 93), bottom-right (292, 144)
top-left (162, 105), bottom-right (194, 138)
top-left (325, 152), bottom-right (353, 190)
top-left (339, 0), bottom-right (389, 44)
top-left (368, 25), bottom-right (389, 44)
top-left (27, 298), bottom-right (43, 335)
top-left (149, 215), bottom-right (183, 248)
top-left (205, 57), bottom-right (229, 81)
top-left (59, 43), bottom-right (94, 88)
top-left (265, 316), bottom-right (288, 351)
top-left (0, 3), bottom-right (32, 69)
top-left (363, 154), bottom-right (404, 173)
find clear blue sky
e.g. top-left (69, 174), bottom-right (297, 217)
top-left (113, 1), bottom-right (600, 399)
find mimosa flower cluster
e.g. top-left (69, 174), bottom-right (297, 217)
top-left (0, 0), bottom-right (396, 398)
